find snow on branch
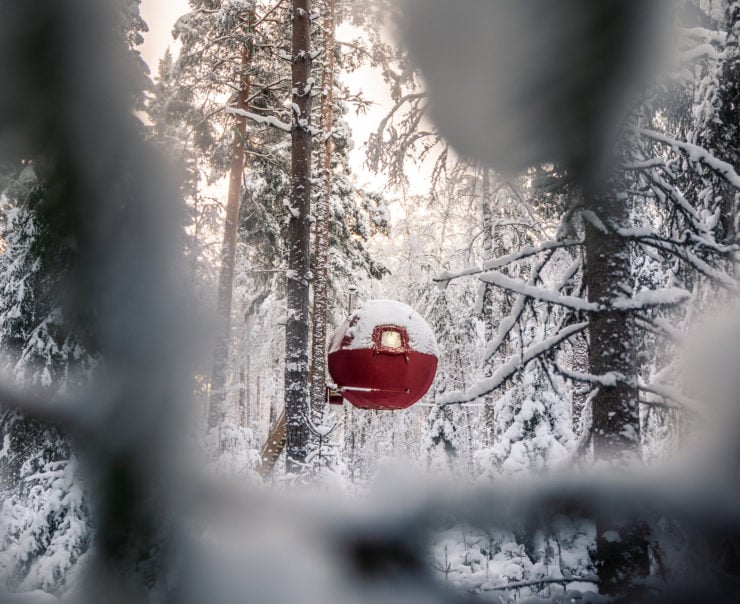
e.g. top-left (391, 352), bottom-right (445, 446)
top-left (625, 234), bottom-right (740, 292)
top-left (483, 294), bottom-right (526, 363)
top-left (623, 157), bottom-right (667, 170)
top-left (552, 363), bottom-right (699, 412)
top-left (580, 210), bottom-right (608, 233)
top-left (634, 315), bottom-right (688, 344)
top-left (638, 379), bottom-right (702, 412)
top-left (476, 265), bottom-right (689, 314)
top-left (479, 270), bottom-right (599, 312)
top-left (554, 363), bottom-right (624, 387)
top-left (646, 170), bottom-right (710, 235)
top-left (439, 322), bottom-right (588, 405)
top-left (482, 253), bottom-right (553, 363)
top-left (435, 239), bottom-right (582, 285)
top-left (611, 287), bottom-right (692, 310)
top-left (680, 27), bottom-right (727, 44)
top-left (680, 43), bottom-right (723, 62)
top-left (617, 224), bottom-right (735, 257)
top-left (226, 106), bottom-right (292, 132)
top-left (554, 258), bottom-right (582, 292)
top-left (638, 128), bottom-right (740, 190)
top-left (488, 575), bottom-right (598, 592)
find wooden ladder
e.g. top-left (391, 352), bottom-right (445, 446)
top-left (257, 408), bottom-right (285, 477)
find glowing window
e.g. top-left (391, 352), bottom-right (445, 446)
top-left (381, 330), bottom-right (402, 349)
top-left (372, 324), bottom-right (408, 355)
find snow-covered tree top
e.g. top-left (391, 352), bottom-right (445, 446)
top-left (330, 299), bottom-right (439, 356)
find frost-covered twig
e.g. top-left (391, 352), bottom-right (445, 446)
top-left (367, 92), bottom-right (427, 171)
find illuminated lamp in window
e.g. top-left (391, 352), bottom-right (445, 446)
top-left (373, 325), bottom-right (409, 356)
top-left (327, 300), bottom-right (438, 410)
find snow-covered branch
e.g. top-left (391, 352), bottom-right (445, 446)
top-left (646, 169), bottom-right (711, 235)
top-left (226, 106), bottom-right (292, 132)
top-left (629, 236), bottom-right (739, 292)
top-left (479, 270), bottom-right (599, 312)
top-left (488, 575), bottom-right (598, 591)
top-left (552, 364), bottom-right (698, 412)
top-left (680, 27), bottom-right (726, 44)
top-left (680, 43), bottom-right (723, 62)
top-left (638, 128), bottom-right (740, 190)
top-left (638, 379), bottom-right (701, 412)
top-left (435, 239), bottom-right (582, 285)
top-left (617, 224), bottom-right (736, 257)
top-left (481, 251), bottom-right (554, 363)
top-left (554, 363), bottom-right (623, 387)
top-left (611, 288), bottom-right (692, 310)
top-left (440, 322), bottom-right (588, 405)
top-left (634, 315), bottom-right (687, 344)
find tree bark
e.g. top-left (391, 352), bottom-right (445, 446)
top-left (285, 0), bottom-right (313, 472)
top-left (583, 180), bottom-right (649, 599)
top-left (309, 0), bottom-right (335, 423)
top-left (208, 31), bottom-right (253, 430)
top-left (480, 168), bottom-right (496, 447)
top-left (569, 332), bottom-right (590, 435)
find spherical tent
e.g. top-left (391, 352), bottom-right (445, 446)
top-left (327, 299), bottom-right (439, 410)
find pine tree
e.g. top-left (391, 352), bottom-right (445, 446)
top-left (0, 1), bottom-right (150, 592)
top-left (0, 167), bottom-right (95, 593)
top-left (284, 0), bottom-right (313, 472)
top-left (208, 7), bottom-right (255, 431)
top-left (309, 0), bottom-right (336, 425)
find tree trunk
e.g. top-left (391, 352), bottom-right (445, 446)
top-left (583, 180), bottom-right (649, 599)
top-left (309, 0), bottom-right (335, 423)
top-left (480, 168), bottom-right (496, 447)
top-left (239, 361), bottom-right (247, 427)
top-left (285, 0), bottom-right (313, 473)
top-left (570, 331), bottom-right (590, 435)
top-left (207, 28), bottom-right (253, 430)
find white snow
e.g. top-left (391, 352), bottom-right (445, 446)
top-left (479, 270), bottom-right (600, 312)
top-left (638, 128), bottom-right (740, 190)
top-left (329, 299), bottom-right (439, 356)
top-left (226, 107), bottom-right (292, 132)
top-left (612, 287), bottom-right (691, 310)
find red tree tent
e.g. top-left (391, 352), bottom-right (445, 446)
top-left (327, 300), bottom-right (439, 410)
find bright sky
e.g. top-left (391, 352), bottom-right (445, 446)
top-left (138, 0), bottom-right (407, 194)
top-left (140, 0), bottom-right (189, 70)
